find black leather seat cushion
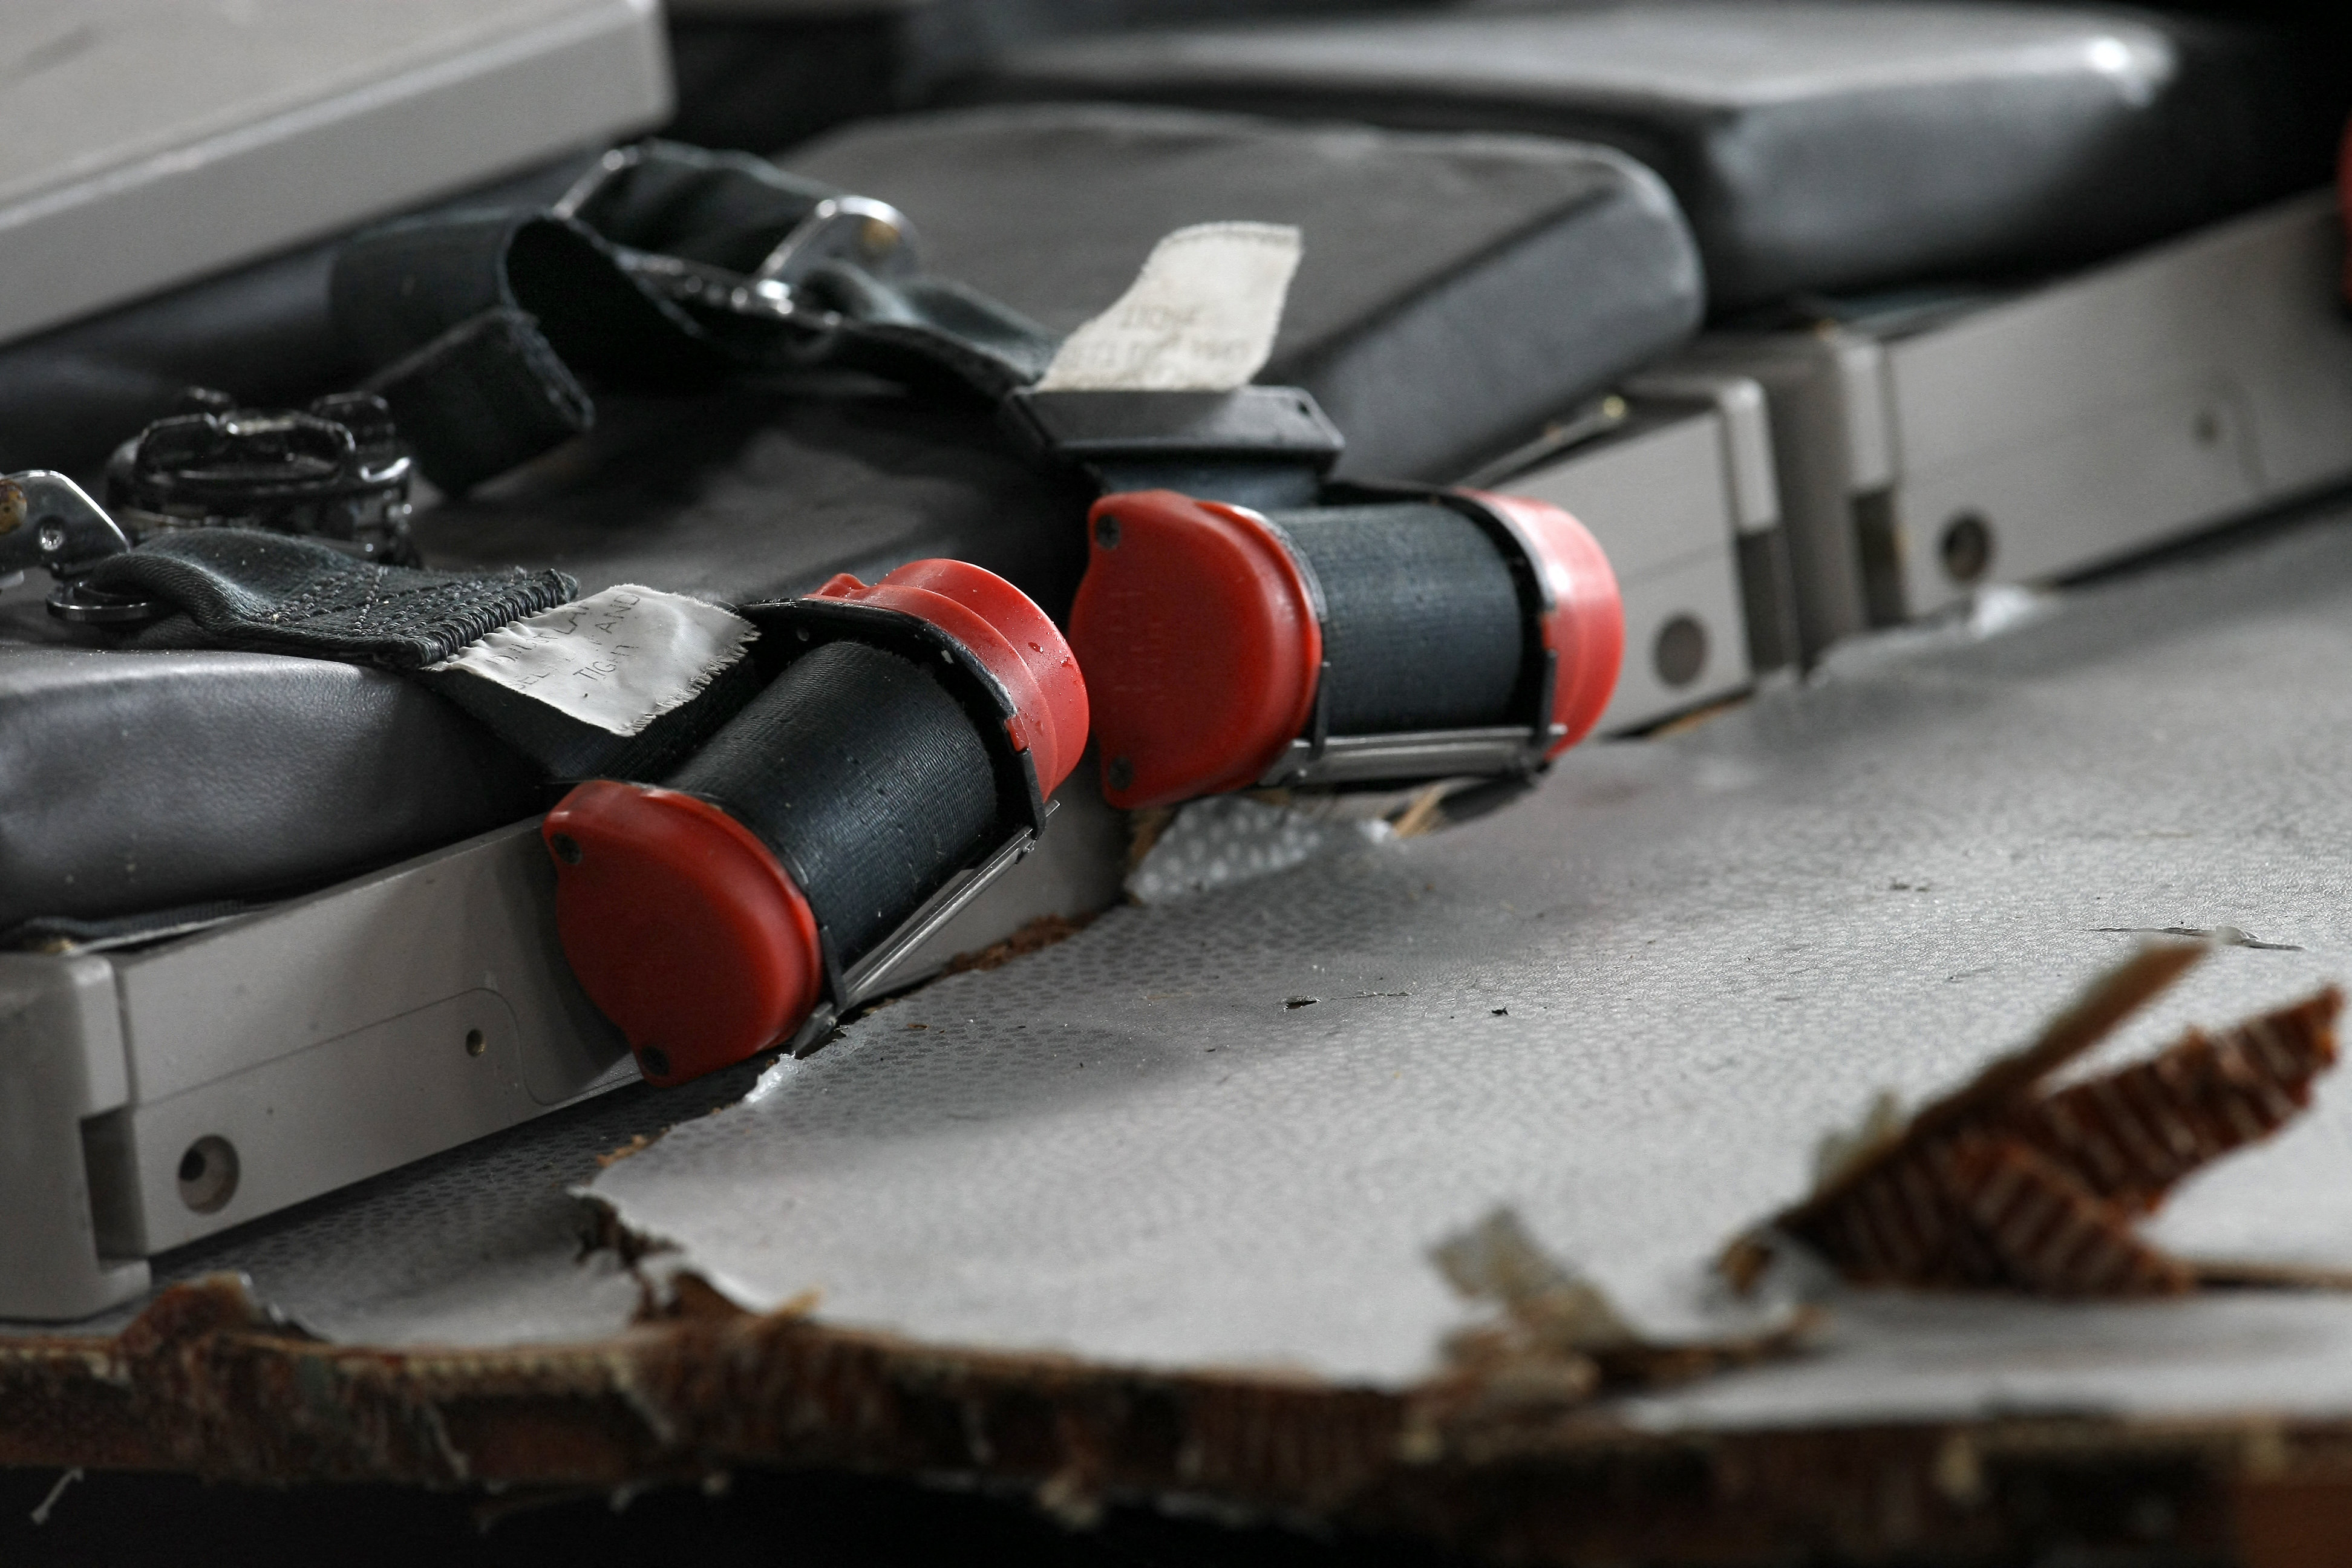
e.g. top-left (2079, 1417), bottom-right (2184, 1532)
top-left (785, 103), bottom-right (1700, 480)
top-left (0, 636), bottom-right (543, 930)
top-left (969, 2), bottom-right (2338, 311)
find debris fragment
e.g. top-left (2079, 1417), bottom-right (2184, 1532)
top-left (577, 1195), bottom-right (676, 1269)
top-left (1123, 794), bottom-right (1393, 904)
top-left (28, 1467), bottom-right (81, 1526)
top-left (1728, 945), bottom-right (2341, 1296)
top-left (2095, 924), bottom-right (2301, 951)
top-left (1388, 783), bottom-right (1450, 839)
top-left (596, 1133), bottom-right (655, 1169)
top-left (1431, 1207), bottom-right (1638, 1356)
top-left (944, 912), bottom-right (1094, 975)
top-left (1408, 1208), bottom-right (1813, 1457)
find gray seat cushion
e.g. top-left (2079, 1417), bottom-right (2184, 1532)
top-left (0, 391), bottom-right (1092, 932)
top-left (5, 105), bottom-right (1700, 927)
top-left (785, 102), bottom-right (1700, 480)
top-left (0, 636), bottom-right (542, 930)
top-left (969, 2), bottom-right (2336, 311)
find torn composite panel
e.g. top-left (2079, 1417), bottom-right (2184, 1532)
top-left (590, 501), bottom-right (2352, 1411)
top-left (21, 501), bottom-right (2352, 1499)
top-left (19, 1272), bottom-right (2348, 1568)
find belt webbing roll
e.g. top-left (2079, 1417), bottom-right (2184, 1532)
top-left (1266, 501), bottom-right (1526, 735)
top-left (668, 638), bottom-right (1000, 965)
top-left (541, 558), bottom-right (1088, 1086)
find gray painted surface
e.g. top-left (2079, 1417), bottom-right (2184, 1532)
top-left (0, 0), bottom-right (671, 342)
top-left (1687, 194), bottom-right (2352, 653)
top-left (22, 501), bottom-right (2352, 1432)
top-left (1511, 402), bottom-right (1760, 731)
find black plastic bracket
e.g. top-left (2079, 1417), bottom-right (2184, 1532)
top-left (1001, 385), bottom-right (1344, 472)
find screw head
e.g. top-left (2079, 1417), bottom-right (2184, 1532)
top-left (177, 1135), bottom-right (240, 1214)
top-left (1939, 512), bottom-right (1994, 584)
top-left (1652, 614), bottom-right (1708, 688)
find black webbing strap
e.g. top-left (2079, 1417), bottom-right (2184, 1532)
top-left (999, 386), bottom-right (1347, 512)
top-left (80, 529), bottom-right (749, 780)
top-left (332, 142), bottom-right (1059, 494)
top-left (81, 530), bottom-right (574, 669)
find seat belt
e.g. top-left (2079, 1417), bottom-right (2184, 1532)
top-left (330, 141), bottom-right (1060, 494)
top-left (3, 468), bottom-right (760, 783)
top-left (3, 468), bottom-right (564, 664)
top-left (74, 528), bottom-right (572, 670)
top-left (331, 143), bottom-right (1351, 520)
top-left (329, 169), bottom-right (1631, 812)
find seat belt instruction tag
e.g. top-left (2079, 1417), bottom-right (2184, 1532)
top-left (1036, 222), bottom-right (1302, 393)
top-left (429, 584), bottom-right (757, 736)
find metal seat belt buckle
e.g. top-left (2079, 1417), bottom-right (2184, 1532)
top-left (104, 387), bottom-right (418, 565)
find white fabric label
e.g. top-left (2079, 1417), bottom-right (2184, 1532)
top-left (429, 584), bottom-right (757, 736)
top-left (1034, 221), bottom-right (1302, 393)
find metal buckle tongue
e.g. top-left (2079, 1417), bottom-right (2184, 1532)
top-left (0, 471), bottom-right (160, 624)
top-left (752, 195), bottom-right (919, 287)
top-left (553, 146), bottom-right (921, 327)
